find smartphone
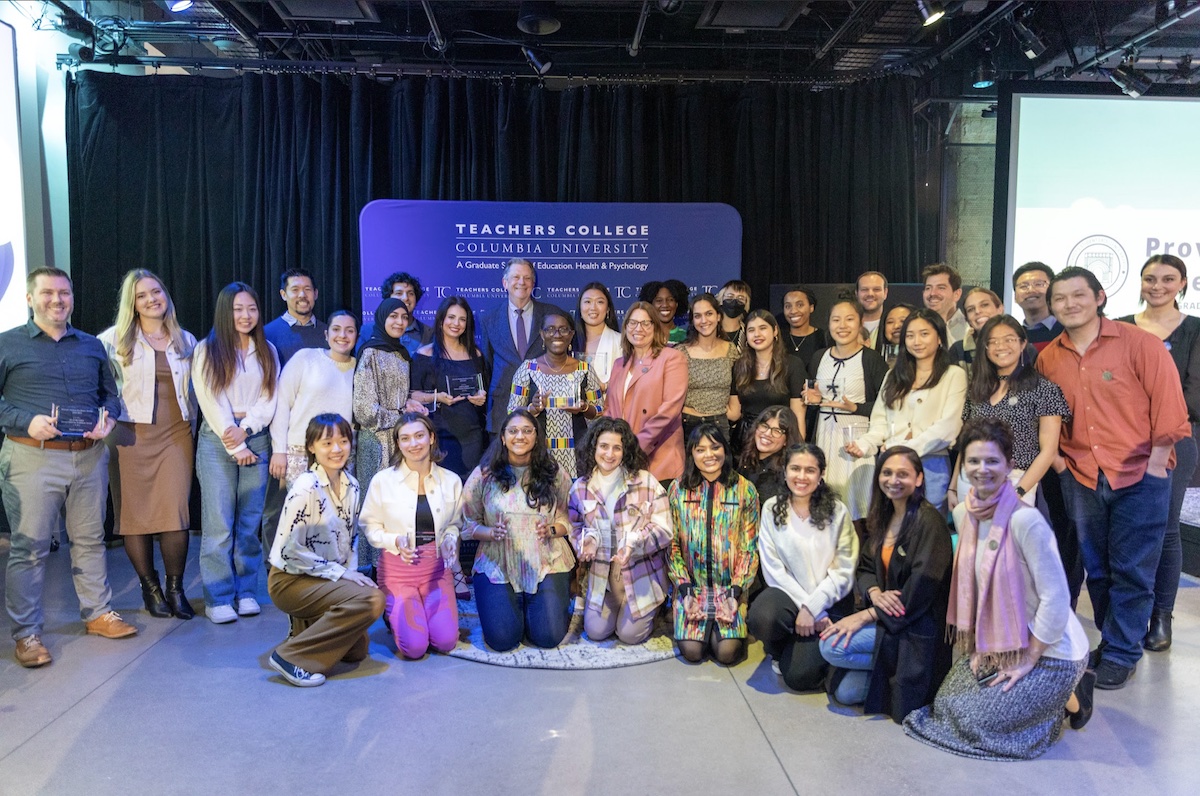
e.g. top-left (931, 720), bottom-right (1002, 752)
top-left (976, 667), bottom-right (999, 686)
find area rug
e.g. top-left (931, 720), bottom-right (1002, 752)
top-left (448, 597), bottom-right (678, 669)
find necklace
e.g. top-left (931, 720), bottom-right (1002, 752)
top-left (144, 329), bottom-right (169, 342)
top-left (539, 356), bottom-right (574, 375)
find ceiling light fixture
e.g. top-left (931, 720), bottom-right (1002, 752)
top-left (1107, 63), bottom-right (1153, 97)
top-left (522, 46), bottom-right (552, 76)
top-left (917, 1), bottom-right (946, 27)
top-left (517, 2), bottom-right (561, 36)
top-left (658, 0), bottom-right (684, 13)
top-left (972, 55), bottom-right (998, 89)
top-left (1011, 17), bottom-right (1046, 60)
top-left (168, 0), bottom-right (194, 11)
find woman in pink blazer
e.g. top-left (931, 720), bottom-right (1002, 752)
top-left (604, 302), bottom-right (688, 482)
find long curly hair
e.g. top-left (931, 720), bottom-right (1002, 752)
top-left (770, 444), bottom-right (837, 530)
top-left (864, 446), bottom-right (926, 555)
top-left (577, 416), bottom-right (648, 480)
top-left (479, 409), bottom-right (561, 509)
top-left (736, 405), bottom-right (801, 472)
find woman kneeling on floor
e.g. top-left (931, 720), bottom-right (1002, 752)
top-left (569, 417), bottom-right (672, 645)
top-left (817, 446), bottom-right (953, 720)
top-left (747, 444), bottom-right (858, 690)
top-left (461, 410), bottom-right (575, 652)
top-left (904, 417), bottom-right (1094, 759)
top-left (667, 423), bottom-right (760, 665)
top-left (267, 413), bottom-right (385, 687)
top-left (360, 413), bottom-right (463, 659)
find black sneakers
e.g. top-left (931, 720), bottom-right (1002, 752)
top-left (1094, 659), bottom-right (1135, 690)
top-left (269, 652), bottom-right (326, 687)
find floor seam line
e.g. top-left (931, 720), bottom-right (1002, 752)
top-left (728, 666), bottom-right (800, 796)
top-left (0, 617), bottom-right (190, 765)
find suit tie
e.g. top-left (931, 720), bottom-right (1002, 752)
top-left (515, 306), bottom-right (528, 357)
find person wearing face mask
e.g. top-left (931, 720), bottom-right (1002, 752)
top-left (803, 299), bottom-right (888, 536)
top-left (361, 413), bottom-right (464, 659)
top-left (507, 309), bottom-right (602, 480)
top-left (266, 310), bottom-right (360, 555)
top-left (1117, 254), bottom-right (1200, 653)
top-left (716, 280), bottom-right (752, 351)
top-left (569, 417), bottom-right (672, 645)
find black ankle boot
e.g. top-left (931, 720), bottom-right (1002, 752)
top-left (164, 575), bottom-right (195, 620)
top-left (141, 571), bottom-right (172, 618)
top-left (1144, 609), bottom-right (1172, 652)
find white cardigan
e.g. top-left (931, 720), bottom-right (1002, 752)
top-left (855, 365), bottom-right (968, 458)
top-left (758, 496), bottom-right (859, 621)
top-left (359, 461), bottom-right (463, 553)
top-left (98, 326), bottom-right (197, 424)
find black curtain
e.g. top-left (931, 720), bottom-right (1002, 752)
top-left (67, 71), bottom-right (916, 337)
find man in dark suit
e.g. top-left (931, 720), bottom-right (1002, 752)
top-left (479, 258), bottom-right (557, 433)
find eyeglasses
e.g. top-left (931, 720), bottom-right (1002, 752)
top-left (504, 427), bottom-right (537, 438)
top-left (986, 336), bottom-right (1022, 349)
top-left (626, 319), bottom-right (655, 329)
top-left (757, 425), bottom-right (786, 438)
top-left (541, 326), bottom-right (573, 337)
top-left (1015, 280), bottom-right (1049, 293)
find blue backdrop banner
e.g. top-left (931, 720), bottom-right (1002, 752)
top-left (359, 200), bottom-right (742, 326)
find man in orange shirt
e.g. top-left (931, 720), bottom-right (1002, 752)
top-left (1036, 267), bottom-right (1189, 690)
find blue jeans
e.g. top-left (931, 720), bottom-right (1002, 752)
top-left (0, 440), bottom-right (114, 638)
top-left (921, 453), bottom-right (951, 515)
top-left (1159, 430), bottom-right (1198, 612)
top-left (473, 571), bottom-right (572, 652)
top-left (197, 422), bottom-right (269, 608)
top-left (1060, 468), bottom-right (1172, 668)
top-left (819, 624), bottom-right (878, 705)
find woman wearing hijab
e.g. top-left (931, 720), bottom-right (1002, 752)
top-left (903, 417), bottom-right (1093, 760)
top-left (354, 297), bottom-right (418, 571)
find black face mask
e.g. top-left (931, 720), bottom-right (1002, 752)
top-left (720, 299), bottom-right (746, 319)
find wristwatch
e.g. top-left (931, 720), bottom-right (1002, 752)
top-left (1015, 486), bottom-right (1027, 497)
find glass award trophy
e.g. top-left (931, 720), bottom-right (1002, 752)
top-left (446, 372), bottom-right (483, 399)
top-left (53, 404), bottom-right (102, 438)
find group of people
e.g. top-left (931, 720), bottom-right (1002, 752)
top-left (0, 250), bottom-right (1192, 762)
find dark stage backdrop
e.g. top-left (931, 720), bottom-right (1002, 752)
top-left (66, 70), bottom-right (917, 337)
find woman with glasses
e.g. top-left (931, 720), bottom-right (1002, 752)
top-left (460, 410), bottom-right (575, 651)
top-left (605, 302), bottom-right (688, 484)
top-left (507, 308), bottom-right (602, 481)
top-left (946, 316), bottom-right (1069, 513)
top-left (736, 406), bottom-right (803, 508)
top-left (679, 293), bottom-right (739, 443)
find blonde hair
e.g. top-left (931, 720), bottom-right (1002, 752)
top-left (112, 269), bottom-right (192, 366)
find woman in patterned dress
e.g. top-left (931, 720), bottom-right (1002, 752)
top-left (678, 293), bottom-right (739, 443)
top-left (803, 298), bottom-right (888, 536)
top-left (508, 308), bottom-right (602, 480)
top-left (667, 422), bottom-right (759, 665)
top-left (569, 417), bottom-right (672, 645)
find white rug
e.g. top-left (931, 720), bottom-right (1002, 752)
top-left (449, 598), bottom-right (678, 669)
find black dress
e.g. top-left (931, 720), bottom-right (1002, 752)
top-left (857, 502), bottom-right (954, 723)
top-left (411, 354), bottom-right (487, 478)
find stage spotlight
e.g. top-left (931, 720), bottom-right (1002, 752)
top-left (68, 42), bottom-right (94, 62)
top-left (1011, 18), bottom-right (1046, 60)
top-left (517, 2), bottom-right (561, 36)
top-left (917, 1), bottom-right (945, 27)
top-left (169, 0), bottom-right (194, 11)
top-left (1108, 63), bottom-right (1153, 97)
top-left (658, 0), bottom-right (684, 13)
top-left (972, 56), bottom-right (997, 89)
top-left (522, 46), bottom-right (552, 76)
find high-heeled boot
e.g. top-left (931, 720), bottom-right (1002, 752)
top-left (164, 575), bottom-right (195, 620)
top-left (140, 571), bottom-right (172, 618)
top-left (1144, 609), bottom-right (1172, 651)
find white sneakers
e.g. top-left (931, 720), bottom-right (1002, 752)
top-left (236, 597), bottom-right (261, 616)
top-left (206, 605), bottom-right (238, 624)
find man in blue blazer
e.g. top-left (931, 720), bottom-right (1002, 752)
top-left (479, 258), bottom-right (559, 433)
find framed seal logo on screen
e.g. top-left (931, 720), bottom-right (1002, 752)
top-left (1067, 235), bottom-right (1129, 294)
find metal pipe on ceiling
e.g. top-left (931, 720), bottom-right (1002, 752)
top-left (1055, 1), bottom-right (1200, 78)
top-left (421, 0), bottom-right (448, 53)
top-left (628, 0), bottom-right (651, 57)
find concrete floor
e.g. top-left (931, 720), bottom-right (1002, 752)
top-left (0, 537), bottom-right (1197, 796)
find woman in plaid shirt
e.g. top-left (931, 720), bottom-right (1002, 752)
top-left (667, 423), bottom-right (760, 665)
top-left (568, 418), bottom-right (672, 645)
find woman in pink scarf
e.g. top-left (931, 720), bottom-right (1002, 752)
top-left (904, 417), bottom-right (1092, 760)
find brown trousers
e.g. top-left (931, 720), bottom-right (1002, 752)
top-left (267, 567), bottom-right (386, 674)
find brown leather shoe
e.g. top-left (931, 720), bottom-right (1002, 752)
top-left (15, 635), bottom-right (52, 668)
top-left (85, 611), bottom-right (138, 639)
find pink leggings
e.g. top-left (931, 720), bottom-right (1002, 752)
top-left (377, 542), bottom-right (459, 659)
